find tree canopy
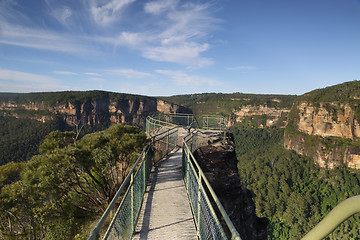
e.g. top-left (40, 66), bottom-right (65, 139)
top-left (0, 124), bottom-right (147, 239)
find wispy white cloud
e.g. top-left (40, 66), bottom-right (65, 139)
top-left (91, 77), bottom-right (105, 82)
top-left (54, 6), bottom-right (73, 27)
top-left (85, 72), bottom-right (102, 76)
top-left (0, 0), bottom-right (220, 68)
top-left (113, 1), bottom-right (219, 67)
top-left (0, 0), bottom-right (27, 25)
top-left (226, 65), bottom-right (256, 71)
top-left (156, 70), bottom-right (222, 86)
top-left (143, 42), bottom-right (213, 68)
top-left (53, 70), bottom-right (79, 75)
top-left (0, 23), bottom-right (94, 54)
top-left (144, 0), bottom-right (179, 15)
top-left (89, 0), bottom-right (135, 26)
top-left (0, 69), bottom-right (70, 92)
top-left (109, 69), bottom-right (153, 78)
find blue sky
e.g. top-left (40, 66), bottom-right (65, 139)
top-left (1, 0), bottom-right (360, 96)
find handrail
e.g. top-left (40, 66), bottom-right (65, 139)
top-left (88, 144), bottom-right (150, 240)
top-left (88, 114), bottom-right (232, 240)
top-left (182, 130), bottom-right (241, 240)
top-left (146, 116), bottom-right (177, 136)
top-left (88, 124), bottom-right (179, 240)
top-left (151, 113), bottom-right (199, 128)
top-left (146, 116), bottom-right (177, 128)
top-left (302, 195), bottom-right (360, 240)
top-left (201, 115), bottom-right (227, 130)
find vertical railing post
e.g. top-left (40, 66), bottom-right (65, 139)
top-left (186, 149), bottom-right (190, 185)
top-left (197, 172), bottom-right (202, 238)
top-left (195, 131), bottom-right (198, 151)
top-left (131, 172), bottom-right (134, 233)
top-left (191, 132), bottom-right (194, 152)
top-left (143, 153), bottom-right (146, 192)
top-left (166, 130), bottom-right (169, 154)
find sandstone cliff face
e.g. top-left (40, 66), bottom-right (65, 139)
top-left (297, 102), bottom-right (360, 139)
top-left (0, 98), bottom-right (191, 127)
top-left (284, 101), bottom-right (360, 169)
top-left (232, 105), bottom-right (289, 127)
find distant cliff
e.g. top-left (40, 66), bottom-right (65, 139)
top-left (163, 93), bottom-right (296, 127)
top-left (284, 81), bottom-right (360, 169)
top-left (0, 91), bottom-right (192, 127)
top-left (231, 104), bottom-right (290, 128)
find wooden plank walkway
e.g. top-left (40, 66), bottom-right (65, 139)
top-left (132, 149), bottom-right (198, 240)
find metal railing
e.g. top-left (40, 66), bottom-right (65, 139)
top-left (88, 114), bottom-right (234, 240)
top-left (146, 116), bottom-right (177, 136)
top-left (148, 113), bottom-right (226, 132)
top-left (153, 113), bottom-right (198, 128)
top-left (182, 129), bottom-right (241, 240)
top-left (302, 195), bottom-right (360, 240)
top-left (88, 125), bottom-right (179, 240)
top-left (201, 115), bottom-right (227, 130)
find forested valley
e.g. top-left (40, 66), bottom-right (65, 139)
top-left (0, 124), bottom-right (147, 239)
top-left (0, 116), bottom-right (68, 165)
top-left (231, 125), bottom-right (360, 239)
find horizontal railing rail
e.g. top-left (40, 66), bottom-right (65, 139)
top-left (201, 115), bottom-right (227, 130)
top-left (302, 195), bottom-right (360, 240)
top-left (152, 113), bottom-right (199, 129)
top-left (87, 143), bottom-right (151, 240)
top-left (146, 116), bottom-right (177, 136)
top-left (182, 130), bottom-right (241, 240)
top-left (88, 125), bottom-right (179, 240)
top-left (89, 114), bottom-right (232, 240)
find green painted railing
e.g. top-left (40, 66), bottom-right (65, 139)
top-left (153, 113), bottom-right (198, 128)
top-left (146, 116), bottom-right (177, 136)
top-left (88, 125), bottom-right (179, 240)
top-left (182, 129), bottom-right (241, 240)
top-left (302, 195), bottom-right (360, 240)
top-left (88, 114), bottom-right (233, 240)
top-left (201, 115), bottom-right (227, 130)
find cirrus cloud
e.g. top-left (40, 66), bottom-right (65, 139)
top-left (156, 69), bottom-right (222, 86)
top-left (89, 0), bottom-right (135, 26)
top-left (109, 68), bottom-right (153, 78)
top-left (0, 69), bottom-right (70, 92)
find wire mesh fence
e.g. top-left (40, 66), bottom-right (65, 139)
top-left (201, 115), bottom-right (227, 130)
top-left (182, 131), bottom-right (241, 240)
top-left (146, 116), bottom-right (177, 136)
top-left (153, 113), bottom-right (198, 128)
top-left (89, 114), bottom-right (233, 240)
top-left (151, 126), bottom-right (179, 165)
top-left (88, 125), bottom-right (179, 240)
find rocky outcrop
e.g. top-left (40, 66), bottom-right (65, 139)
top-left (232, 105), bottom-right (289, 127)
top-left (296, 102), bottom-right (360, 139)
top-left (284, 101), bottom-right (360, 169)
top-left (193, 133), bottom-right (268, 240)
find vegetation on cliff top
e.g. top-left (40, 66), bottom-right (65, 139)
top-left (298, 80), bottom-right (360, 103)
top-left (162, 92), bottom-right (296, 116)
top-left (0, 124), bottom-right (147, 239)
top-left (0, 91), bottom-right (156, 106)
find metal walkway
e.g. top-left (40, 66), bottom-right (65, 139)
top-left (133, 149), bottom-right (197, 240)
